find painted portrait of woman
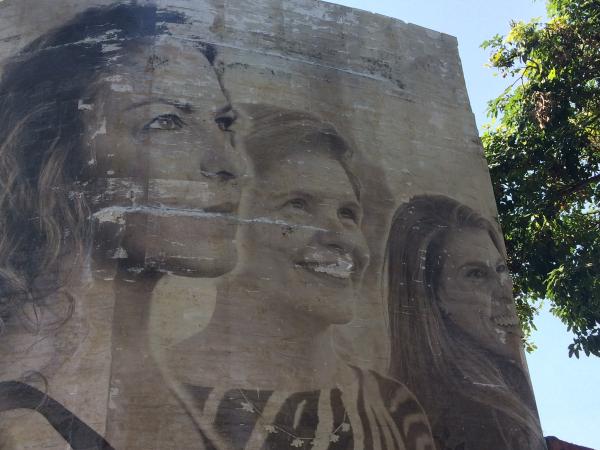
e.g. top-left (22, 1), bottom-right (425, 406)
top-left (0, 3), bottom-right (244, 448)
top-left (384, 194), bottom-right (546, 450)
top-left (160, 106), bottom-right (436, 450)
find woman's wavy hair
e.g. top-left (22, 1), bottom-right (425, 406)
top-left (0, 3), bottom-right (206, 332)
top-left (385, 194), bottom-right (543, 447)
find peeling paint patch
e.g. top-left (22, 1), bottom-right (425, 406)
top-left (111, 247), bottom-right (128, 259)
top-left (91, 118), bottom-right (107, 140)
top-left (104, 74), bottom-right (123, 82)
top-left (471, 382), bottom-right (503, 388)
top-left (102, 43), bottom-right (122, 53)
top-left (92, 207), bottom-right (126, 225)
top-left (78, 100), bottom-right (94, 111)
top-left (110, 83), bottom-right (133, 93)
top-left (494, 328), bottom-right (508, 344)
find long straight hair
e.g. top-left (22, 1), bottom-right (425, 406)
top-left (385, 194), bottom-right (543, 447)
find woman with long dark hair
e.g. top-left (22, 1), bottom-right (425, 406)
top-left (0, 3), bottom-right (242, 448)
top-left (385, 194), bottom-right (546, 450)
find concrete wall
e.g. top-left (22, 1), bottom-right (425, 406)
top-left (0, 1), bottom-right (546, 449)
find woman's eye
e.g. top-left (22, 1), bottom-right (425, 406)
top-left (144, 114), bottom-right (185, 131)
top-left (465, 268), bottom-right (487, 280)
top-left (286, 198), bottom-right (307, 210)
top-left (339, 207), bottom-right (358, 223)
top-left (496, 263), bottom-right (508, 274)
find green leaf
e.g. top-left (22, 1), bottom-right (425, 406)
top-left (482, 0), bottom-right (600, 358)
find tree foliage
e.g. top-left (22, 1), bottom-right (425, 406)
top-left (481, 0), bottom-right (600, 357)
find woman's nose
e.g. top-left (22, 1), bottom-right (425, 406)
top-left (200, 145), bottom-right (237, 181)
top-left (492, 273), bottom-right (515, 308)
top-left (315, 223), bottom-right (370, 274)
top-left (497, 271), bottom-right (514, 295)
top-left (200, 111), bottom-right (243, 181)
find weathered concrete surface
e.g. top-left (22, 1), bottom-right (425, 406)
top-left (0, 1), bottom-right (545, 449)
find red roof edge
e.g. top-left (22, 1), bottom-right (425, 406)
top-left (545, 436), bottom-right (596, 450)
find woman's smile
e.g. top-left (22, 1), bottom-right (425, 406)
top-left (295, 249), bottom-right (356, 281)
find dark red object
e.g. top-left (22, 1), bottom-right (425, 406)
top-left (546, 436), bottom-right (596, 450)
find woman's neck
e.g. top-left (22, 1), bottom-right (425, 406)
top-left (170, 277), bottom-right (342, 390)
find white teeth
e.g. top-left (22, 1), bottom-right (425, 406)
top-left (298, 251), bottom-right (356, 279)
top-left (298, 254), bottom-right (355, 279)
top-left (310, 261), bottom-right (353, 279)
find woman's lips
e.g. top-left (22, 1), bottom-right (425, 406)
top-left (295, 252), bottom-right (355, 280)
top-left (492, 314), bottom-right (520, 327)
top-left (489, 314), bottom-right (523, 342)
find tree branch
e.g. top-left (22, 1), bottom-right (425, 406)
top-left (558, 173), bottom-right (600, 197)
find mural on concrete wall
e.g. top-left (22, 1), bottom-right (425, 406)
top-left (0, 2), bottom-right (545, 449)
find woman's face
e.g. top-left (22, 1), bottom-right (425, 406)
top-left (436, 227), bottom-right (522, 358)
top-left (236, 147), bottom-right (369, 325)
top-left (86, 37), bottom-right (245, 277)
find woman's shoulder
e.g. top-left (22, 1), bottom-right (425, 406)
top-left (345, 365), bottom-right (436, 449)
top-left (346, 364), bottom-right (427, 406)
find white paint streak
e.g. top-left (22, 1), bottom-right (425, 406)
top-left (110, 83), bottom-right (133, 93)
top-left (102, 43), bottom-right (122, 53)
top-left (78, 100), bottom-right (94, 111)
top-left (494, 328), bottom-right (507, 344)
top-left (91, 118), bottom-right (106, 140)
top-left (91, 205), bottom-right (326, 231)
top-left (471, 382), bottom-right (504, 388)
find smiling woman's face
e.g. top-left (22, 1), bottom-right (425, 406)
top-left (235, 146), bottom-right (369, 325)
top-left (436, 227), bottom-right (522, 358)
top-left (86, 37), bottom-right (244, 277)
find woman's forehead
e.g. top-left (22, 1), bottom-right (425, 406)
top-left (443, 228), bottom-right (502, 263)
top-left (254, 152), bottom-right (358, 201)
top-left (96, 38), bottom-right (222, 100)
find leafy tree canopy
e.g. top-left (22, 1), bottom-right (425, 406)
top-left (481, 0), bottom-right (599, 357)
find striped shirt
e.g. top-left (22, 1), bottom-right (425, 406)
top-left (175, 366), bottom-right (435, 450)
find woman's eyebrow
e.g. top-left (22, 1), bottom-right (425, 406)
top-left (460, 261), bottom-right (491, 268)
top-left (272, 190), bottom-right (314, 202)
top-left (341, 199), bottom-right (361, 210)
top-left (123, 98), bottom-right (194, 113)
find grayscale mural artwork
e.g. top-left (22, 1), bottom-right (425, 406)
top-left (0, 1), bottom-right (546, 449)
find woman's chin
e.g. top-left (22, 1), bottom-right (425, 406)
top-left (481, 329), bottom-right (522, 359)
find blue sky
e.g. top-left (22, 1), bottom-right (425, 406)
top-left (330, 1), bottom-right (600, 447)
